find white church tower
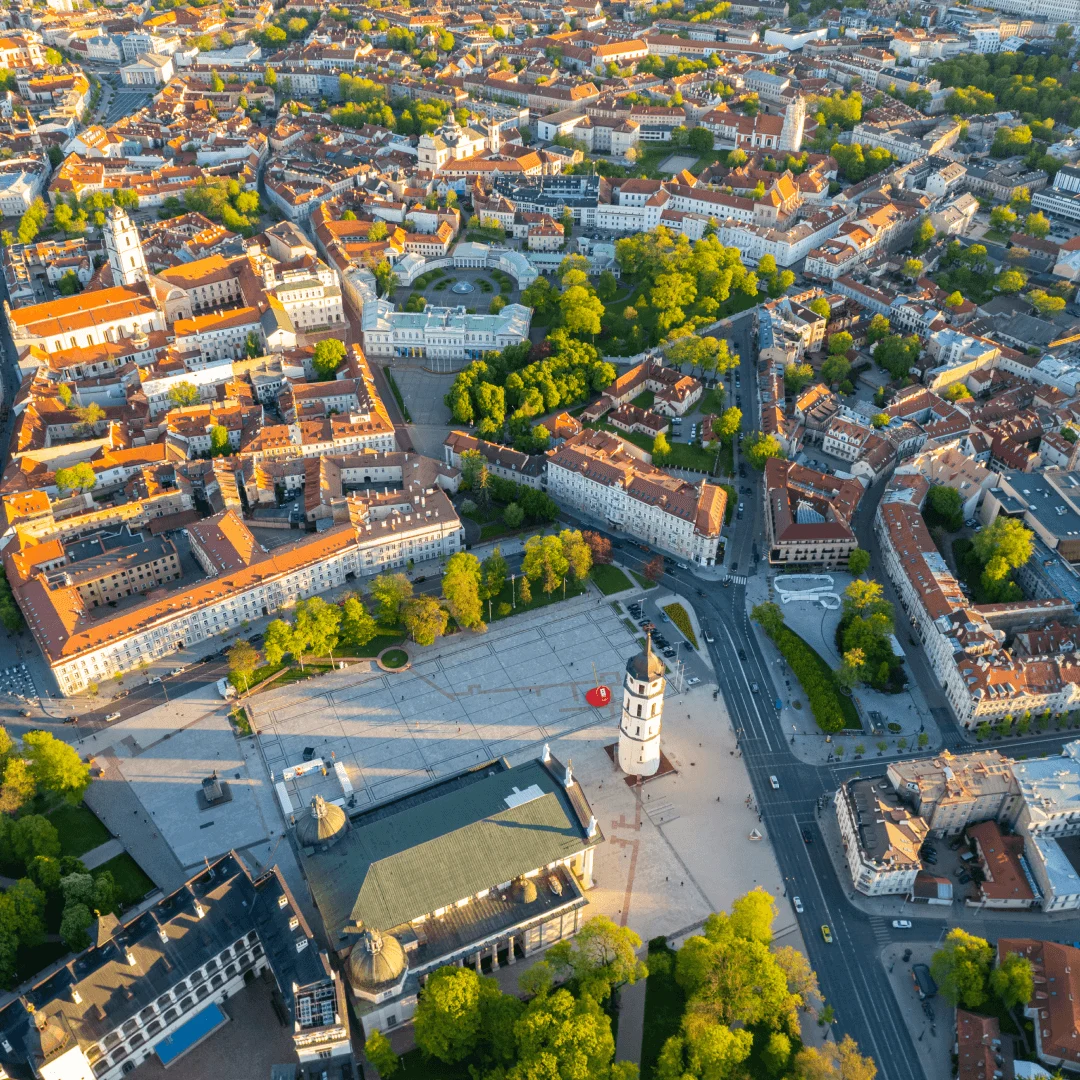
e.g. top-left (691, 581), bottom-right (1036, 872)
top-left (104, 204), bottom-right (148, 287)
top-left (779, 95), bottom-right (806, 153)
top-left (618, 633), bottom-right (666, 777)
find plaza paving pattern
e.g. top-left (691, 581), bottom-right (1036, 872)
top-left (252, 604), bottom-right (641, 812)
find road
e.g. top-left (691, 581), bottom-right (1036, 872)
top-left (569, 311), bottom-right (1080, 1080)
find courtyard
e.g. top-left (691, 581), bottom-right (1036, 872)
top-left (390, 266), bottom-right (521, 322)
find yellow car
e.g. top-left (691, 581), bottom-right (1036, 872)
top-left (821, 925), bottom-right (833, 944)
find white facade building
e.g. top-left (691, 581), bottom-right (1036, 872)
top-left (361, 300), bottom-right (531, 361)
top-left (618, 636), bottom-right (665, 777)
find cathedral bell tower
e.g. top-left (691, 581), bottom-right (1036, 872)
top-left (104, 205), bottom-right (148, 287)
top-left (618, 632), bottom-right (666, 777)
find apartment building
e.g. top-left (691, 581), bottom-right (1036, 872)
top-left (887, 750), bottom-right (1021, 835)
top-left (443, 431), bottom-right (546, 489)
top-left (1000, 939), bottom-right (1080, 1070)
top-left (835, 776), bottom-right (929, 896)
top-left (0, 854), bottom-right (351, 1080)
top-left (545, 429), bottom-right (726, 566)
top-left (8, 496), bottom-right (463, 696)
top-left (762, 457), bottom-right (862, 568)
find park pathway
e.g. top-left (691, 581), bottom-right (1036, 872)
top-left (615, 978), bottom-right (646, 1066)
top-left (81, 838), bottom-right (124, 870)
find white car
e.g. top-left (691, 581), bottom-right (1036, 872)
top-left (687, 676), bottom-right (701, 687)
top-left (104, 712), bottom-right (121, 723)
top-left (770, 775), bottom-right (780, 789)
top-left (793, 896), bottom-right (804, 913)
top-left (892, 919), bottom-right (913, 929)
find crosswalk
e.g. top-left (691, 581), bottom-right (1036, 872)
top-left (724, 573), bottom-right (748, 585)
top-left (869, 917), bottom-right (891, 946)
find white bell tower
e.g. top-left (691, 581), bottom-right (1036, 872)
top-left (104, 205), bottom-right (147, 287)
top-left (618, 633), bottom-right (666, 777)
top-left (779, 95), bottom-right (806, 153)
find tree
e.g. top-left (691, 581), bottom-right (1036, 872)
top-left (57, 270), bottom-right (81, 296)
top-left (312, 338), bottom-right (347, 380)
top-left (374, 260), bottom-right (398, 298)
top-left (262, 619), bottom-right (293, 667)
top-left (901, 258), bottom-right (923, 279)
top-left (990, 205), bottom-right (1017, 231)
top-left (744, 431), bottom-right (784, 470)
top-left (990, 951), bottom-right (1034, 1010)
top-left (11, 814), bottom-right (60, 865)
top-left (583, 531), bottom-right (612, 565)
top-left (227, 640), bottom-right (260, 690)
top-left (931, 929), bottom-right (993, 1008)
top-left (871, 412), bottom-right (890, 429)
top-left (945, 291), bottom-right (965, 309)
top-left (548, 915), bottom-right (646, 1002)
top-left (999, 267), bottom-right (1029, 292)
top-left (293, 597), bottom-right (341, 658)
top-left (784, 363), bottom-right (814, 394)
top-left (560, 529), bottom-right (593, 582)
top-left (820, 355), bottom-right (850, 386)
top-left (54, 462), bottom-right (96, 495)
top-left (60, 902), bottom-right (93, 951)
top-left (480, 549), bottom-right (508, 604)
top-left (657, 1023), bottom-right (753, 1080)
top-left (928, 485), bottom-right (964, 531)
top-left (866, 314), bottom-right (891, 344)
top-left (442, 552), bottom-right (485, 631)
top-left (365, 1030), bottom-right (399, 1078)
top-left (764, 1031), bottom-right (793, 1075)
top-left (716, 407), bottom-right (742, 443)
top-left (72, 402), bottom-right (104, 434)
top-left (644, 555), bottom-right (665, 584)
top-left (973, 516), bottom-right (1034, 572)
top-left (22, 732), bottom-right (89, 805)
top-left (167, 381), bottom-right (200, 408)
top-left (340, 596), bottom-right (378, 652)
top-left (652, 431), bottom-right (672, 465)
top-left (809, 297), bottom-right (831, 319)
top-left (911, 217), bottom-right (935, 255)
top-left (414, 965), bottom-right (487, 1062)
top-left (0, 758), bottom-right (35, 815)
top-left (873, 334), bottom-right (921, 379)
top-left (1024, 211), bottom-right (1050, 238)
top-left (518, 574), bottom-right (532, 605)
top-left (560, 285), bottom-right (604, 338)
top-left (828, 331), bottom-right (854, 357)
top-left (403, 597), bottom-right (449, 646)
top-left (209, 424), bottom-right (230, 457)
top-left (523, 534), bottom-right (569, 594)
top-left (793, 1037), bottom-right (877, 1080)
top-left (1029, 289), bottom-right (1066, 316)
top-left (371, 573), bottom-right (413, 626)
top-left (689, 126), bottom-right (714, 154)
top-left (503, 502), bottom-right (524, 528)
top-left (848, 548), bottom-right (871, 577)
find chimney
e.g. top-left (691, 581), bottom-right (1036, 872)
top-left (71, 987), bottom-right (82, 1005)
top-left (125, 949), bottom-right (137, 967)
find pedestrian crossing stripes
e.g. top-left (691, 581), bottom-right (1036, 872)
top-left (869, 917), bottom-right (891, 946)
top-left (725, 574), bottom-right (747, 585)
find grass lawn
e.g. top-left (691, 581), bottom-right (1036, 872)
top-left (591, 564), bottom-right (634, 595)
top-left (632, 390), bottom-right (655, 409)
top-left (700, 387), bottom-right (727, 415)
top-left (641, 939), bottom-right (685, 1080)
top-left (381, 648), bottom-right (409, 668)
top-left (95, 853), bottom-right (155, 908)
top-left (490, 575), bottom-right (588, 621)
top-left (48, 803), bottom-right (111, 859)
top-left (633, 571), bottom-right (659, 590)
top-left (982, 228), bottom-right (1009, 244)
top-left (586, 421), bottom-right (720, 475)
top-left (398, 1049), bottom-right (470, 1080)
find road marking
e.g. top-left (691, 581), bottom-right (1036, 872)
top-left (716, 619), bottom-right (776, 751)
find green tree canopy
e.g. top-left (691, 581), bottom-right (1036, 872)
top-left (312, 338), bottom-right (347, 380)
top-left (54, 462), bottom-right (96, 495)
top-left (931, 929), bottom-right (993, 1008)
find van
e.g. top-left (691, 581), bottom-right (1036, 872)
top-left (216, 677), bottom-right (237, 700)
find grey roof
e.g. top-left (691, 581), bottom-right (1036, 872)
top-left (305, 756), bottom-right (602, 940)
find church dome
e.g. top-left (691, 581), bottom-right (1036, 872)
top-left (512, 877), bottom-right (537, 904)
top-left (627, 634), bottom-right (665, 681)
top-left (347, 929), bottom-right (407, 996)
top-left (295, 795), bottom-right (347, 849)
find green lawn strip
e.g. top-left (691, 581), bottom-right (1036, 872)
top-left (623, 617), bottom-right (639, 634)
top-left (229, 707), bottom-right (252, 735)
top-left (700, 387), bottom-right (727, 415)
top-left (385, 369), bottom-right (412, 423)
top-left (633, 572), bottom-right (659, 590)
top-left (982, 228), bottom-right (1009, 244)
top-left (488, 576), bottom-right (588, 622)
top-left (591, 563), bottom-right (634, 595)
top-left (94, 853), bottom-right (155, 908)
top-left (47, 803), bottom-right (111, 859)
top-left (640, 939), bottom-right (685, 1080)
top-left (662, 603), bottom-right (698, 649)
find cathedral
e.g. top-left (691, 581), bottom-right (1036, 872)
top-left (618, 633), bottom-right (666, 777)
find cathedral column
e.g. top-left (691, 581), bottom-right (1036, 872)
top-left (507, 937), bottom-right (517, 965)
top-left (491, 943), bottom-right (500, 970)
top-left (474, 952), bottom-right (481, 972)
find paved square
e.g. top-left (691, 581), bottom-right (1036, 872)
top-left (250, 604), bottom-right (641, 812)
top-left (114, 712), bottom-right (275, 868)
top-left (658, 153), bottom-right (699, 174)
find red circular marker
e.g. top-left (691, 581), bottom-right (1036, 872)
top-left (586, 686), bottom-right (611, 707)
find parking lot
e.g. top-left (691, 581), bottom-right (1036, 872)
top-left (0, 663), bottom-right (40, 710)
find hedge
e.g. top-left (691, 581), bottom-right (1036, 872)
top-left (759, 620), bottom-right (857, 733)
top-left (663, 602), bottom-right (698, 649)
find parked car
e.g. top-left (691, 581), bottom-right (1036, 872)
top-left (104, 712), bottom-right (121, 723)
top-left (793, 896), bottom-right (804, 913)
top-left (663, 648), bottom-right (677, 658)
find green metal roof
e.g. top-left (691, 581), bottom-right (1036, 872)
top-left (305, 758), bottom-right (600, 938)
